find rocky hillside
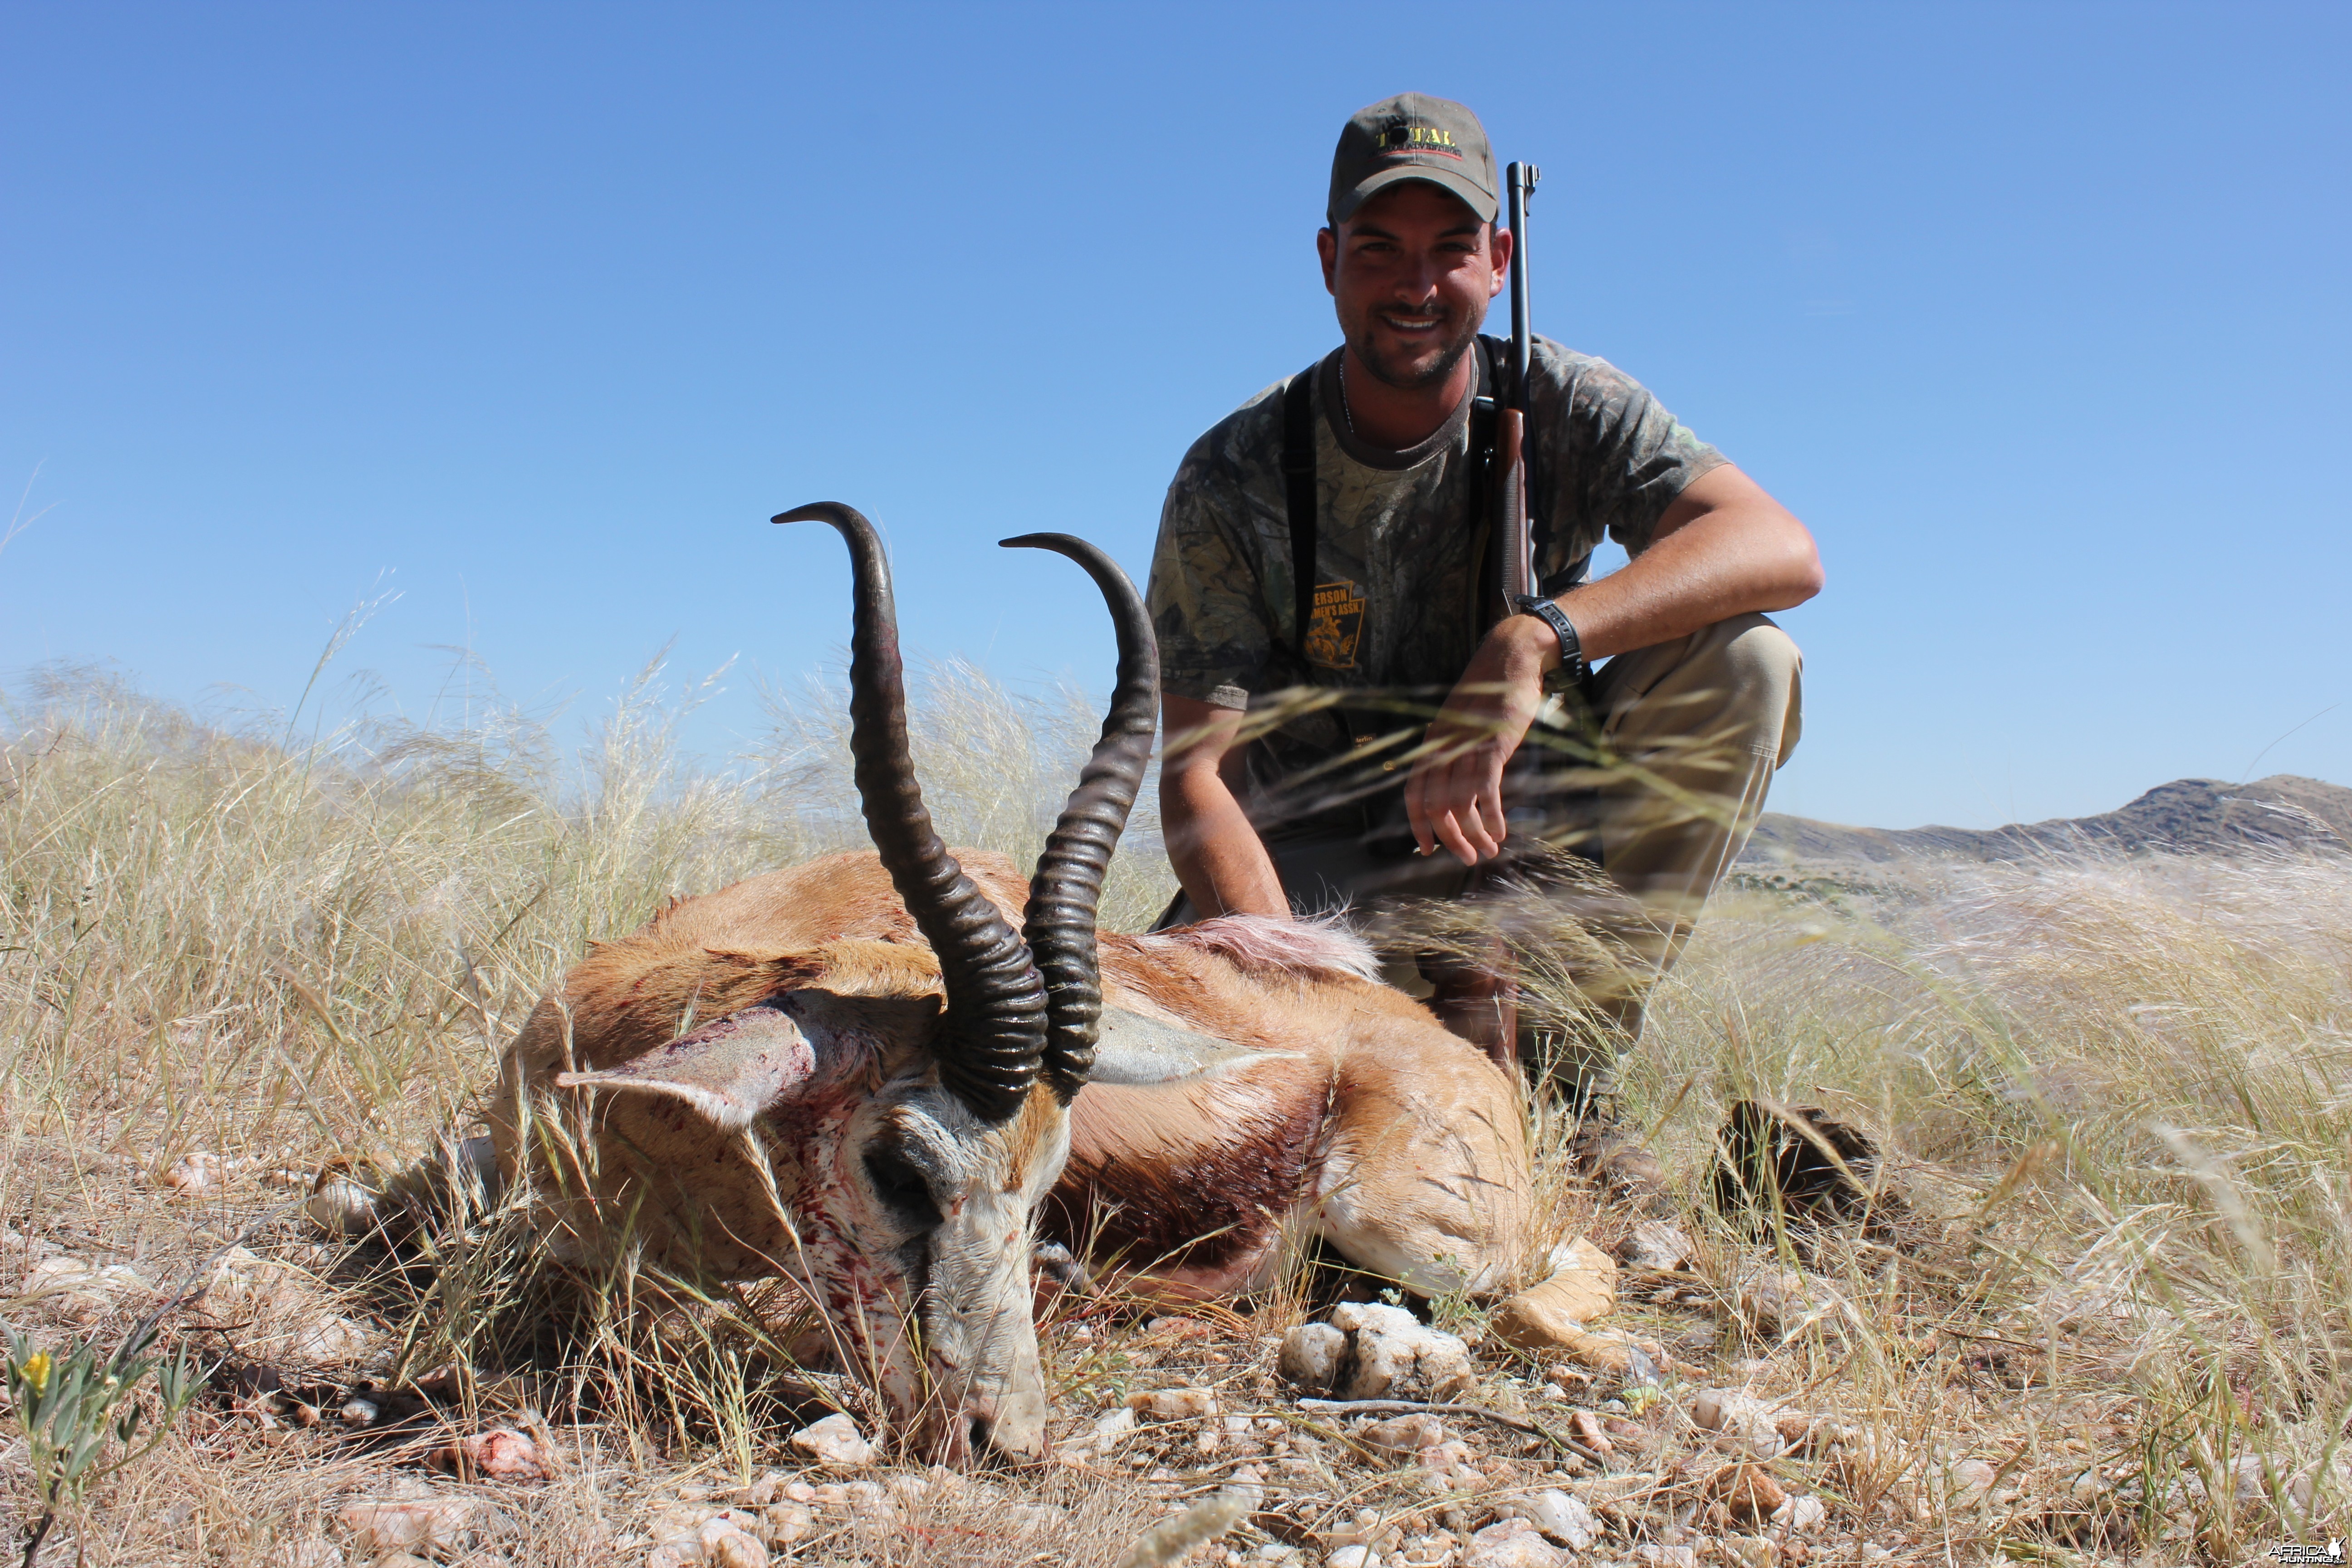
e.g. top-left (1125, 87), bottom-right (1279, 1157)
top-left (1739, 773), bottom-right (2352, 866)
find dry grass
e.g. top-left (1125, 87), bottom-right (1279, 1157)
top-left (3, 662), bottom-right (2348, 1567)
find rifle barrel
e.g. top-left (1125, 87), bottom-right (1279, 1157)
top-left (1505, 162), bottom-right (1539, 412)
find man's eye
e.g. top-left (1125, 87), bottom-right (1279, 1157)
top-left (864, 1147), bottom-right (942, 1230)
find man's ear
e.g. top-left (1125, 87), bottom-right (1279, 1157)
top-left (1318, 225), bottom-right (1338, 295)
top-left (1488, 222), bottom-right (1512, 299)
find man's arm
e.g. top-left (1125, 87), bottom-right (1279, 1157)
top-left (1161, 694), bottom-right (1291, 919)
top-left (1405, 463), bottom-right (1823, 864)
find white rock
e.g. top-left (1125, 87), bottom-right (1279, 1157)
top-left (1279, 1322), bottom-right (1349, 1392)
top-left (692, 1516), bottom-right (769, 1567)
top-left (1944, 1458), bottom-right (1996, 1507)
top-left (647, 1501), bottom-right (719, 1535)
top-left (1687, 1388), bottom-right (1789, 1459)
top-left (1091, 1405), bottom-right (1139, 1450)
top-left (756, 1502), bottom-right (813, 1547)
top-left (1417, 1439), bottom-right (1476, 1473)
top-left (1617, 1220), bottom-right (1694, 1273)
top-left (286, 1315), bottom-right (373, 1360)
top-left (1328, 1548), bottom-right (1382, 1568)
top-left (788, 1411), bottom-right (876, 1465)
top-left (1634, 1547), bottom-right (1697, 1568)
top-left (0, 1225), bottom-right (61, 1261)
top-left (23, 1256), bottom-right (151, 1320)
top-left (1127, 1386), bottom-right (1220, 1419)
top-left (1465, 1517), bottom-right (1567, 1568)
top-left (285, 1540), bottom-right (345, 1568)
top-left (805, 1479), bottom-right (891, 1519)
top-left (1358, 1413), bottom-right (1447, 1460)
top-left (306, 1173), bottom-right (382, 1237)
top-left (1511, 1489), bottom-right (1597, 1550)
top-left (162, 1152), bottom-right (221, 1192)
top-left (202, 1247), bottom-right (310, 1316)
top-left (1740, 1270), bottom-right (1838, 1335)
top-left (1006, 1502), bottom-right (1064, 1537)
top-left (644, 1509), bottom-right (768, 1566)
top-left (1326, 1303), bottom-right (1473, 1401)
top-left (337, 1495), bottom-right (499, 1555)
top-left (723, 1473), bottom-right (793, 1507)
top-left (1721, 1535), bottom-right (1774, 1568)
top-left (1773, 1494), bottom-right (1828, 1534)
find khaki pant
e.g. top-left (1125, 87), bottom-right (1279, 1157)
top-left (1574, 610), bottom-right (1804, 1003)
top-left (1161, 614), bottom-right (1803, 1090)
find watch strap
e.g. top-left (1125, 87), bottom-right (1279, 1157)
top-left (1513, 594), bottom-right (1588, 685)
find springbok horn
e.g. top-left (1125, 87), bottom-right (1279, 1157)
top-left (773, 503), bottom-right (1047, 1122)
top-left (999, 534), bottom-right (1158, 1103)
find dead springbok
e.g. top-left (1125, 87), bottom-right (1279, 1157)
top-left (484, 503), bottom-right (1531, 1465)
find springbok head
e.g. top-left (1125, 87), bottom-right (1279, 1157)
top-left (550, 503), bottom-right (1153, 1465)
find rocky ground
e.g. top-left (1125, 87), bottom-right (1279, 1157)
top-left (8, 1137), bottom-right (2271, 1568)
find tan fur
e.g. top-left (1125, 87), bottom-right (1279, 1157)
top-left (496, 847), bottom-right (1531, 1303)
top-left (1081, 911), bottom-right (1530, 1298)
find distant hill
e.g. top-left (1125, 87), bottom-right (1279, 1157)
top-left (1739, 774), bottom-right (2352, 866)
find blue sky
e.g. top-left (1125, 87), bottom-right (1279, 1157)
top-left (4, 2), bottom-right (2345, 831)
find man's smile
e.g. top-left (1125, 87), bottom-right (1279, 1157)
top-left (1376, 309), bottom-right (1448, 334)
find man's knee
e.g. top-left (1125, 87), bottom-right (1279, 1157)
top-left (1715, 617), bottom-right (1802, 763)
top-left (1605, 613), bottom-right (1803, 767)
top-left (1696, 613), bottom-right (1799, 706)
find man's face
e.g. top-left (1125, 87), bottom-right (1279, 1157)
top-left (1318, 181), bottom-right (1511, 392)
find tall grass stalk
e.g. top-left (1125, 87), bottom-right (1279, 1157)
top-left (4, 656), bottom-right (2349, 1561)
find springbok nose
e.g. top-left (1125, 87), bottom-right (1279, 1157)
top-left (963, 1390), bottom-right (1049, 1466)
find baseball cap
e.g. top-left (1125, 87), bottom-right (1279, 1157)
top-left (1326, 93), bottom-right (1499, 227)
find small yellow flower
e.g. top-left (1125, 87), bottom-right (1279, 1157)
top-left (19, 1351), bottom-right (52, 1397)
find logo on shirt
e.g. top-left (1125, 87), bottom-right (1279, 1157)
top-left (1304, 580), bottom-right (1366, 670)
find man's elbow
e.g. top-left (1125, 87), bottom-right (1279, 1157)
top-left (1787, 534), bottom-right (1825, 603)
top-left (1770, 515), bottom-right (1824, 606)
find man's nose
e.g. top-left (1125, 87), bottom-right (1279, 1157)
top-left (1387, 265), bottom-right (1445, 304)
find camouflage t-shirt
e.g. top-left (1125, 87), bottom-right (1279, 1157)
top-left (1147, 335), bottom-right (1726, 712)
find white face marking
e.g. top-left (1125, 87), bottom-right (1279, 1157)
top-left (538, 989), bottom-right (1075, 1465)
top-left (764, 1049), bottom-right (1071, 1464)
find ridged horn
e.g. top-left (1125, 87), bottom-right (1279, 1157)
top-left (774, 503), bottom-right (1046, 1122)
top-left (999, 533), bottom-right (1159, 1103)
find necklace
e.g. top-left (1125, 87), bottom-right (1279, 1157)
top-left (1336, 354), bottom-right (1357, 437)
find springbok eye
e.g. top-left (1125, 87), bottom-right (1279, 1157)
top-left (863, 1146), bottom-right (942, 1230)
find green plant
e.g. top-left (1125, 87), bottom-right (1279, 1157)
top-left (4, 1323), bottom-right (206, 1568)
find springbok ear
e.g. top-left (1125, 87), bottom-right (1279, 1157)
top-left (1084, 1007), bottom-right (1292, 1088)
top-left (555, 1000), bottom-right (816, 1133)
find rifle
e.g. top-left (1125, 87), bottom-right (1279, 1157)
top-left (1489, 160), bottom-right (1540, 627)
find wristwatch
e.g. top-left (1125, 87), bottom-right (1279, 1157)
top-left (1513, 595), bottom-right (1588, 686)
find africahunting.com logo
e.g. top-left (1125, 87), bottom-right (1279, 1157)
top-left (2270, 1541), bottom-right (2345, 1564)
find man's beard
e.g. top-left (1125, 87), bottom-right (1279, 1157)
top-left (1348, 308), bottom-right (1483, 392)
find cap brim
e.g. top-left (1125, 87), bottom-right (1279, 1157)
top-left (1331, 163), bottom-right (1499, 225)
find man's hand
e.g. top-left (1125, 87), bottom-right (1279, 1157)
top-left (1405, 615), bottom-right (1558, 864)
top-left (1403, 463), bottom-right (1823, 867)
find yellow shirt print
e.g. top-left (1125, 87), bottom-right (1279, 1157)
top-left (1304, 580), bottom-right (1367, 670)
